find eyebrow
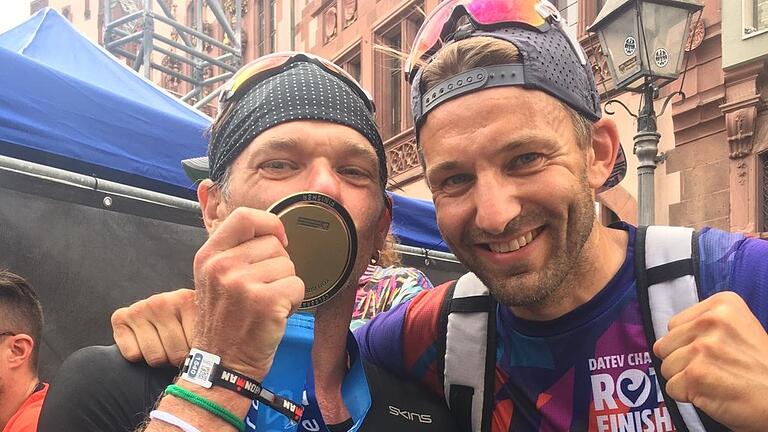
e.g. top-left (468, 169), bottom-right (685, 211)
top-left (246, 136), bottom-right (380, 170)
top-left (245, 136), bottom-right (302, 166)
top-left (339, 140), bottom-right (380, 169)
top-left (426, 135), bottom-right (549, 179)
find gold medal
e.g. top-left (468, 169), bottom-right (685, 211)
top-left (268, 192), bottom-right (357, 310)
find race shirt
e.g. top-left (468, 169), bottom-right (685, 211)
top-left (356, 224), bottom-right (768, 431)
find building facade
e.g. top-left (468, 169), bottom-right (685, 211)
top-left (34, 0), bottom-right (768, 235)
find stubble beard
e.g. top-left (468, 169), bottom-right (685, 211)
top-left (452, 174), bottom-right (596, 311)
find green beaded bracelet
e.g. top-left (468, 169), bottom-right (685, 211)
top-left (164, 384), bottom-right (246, 432)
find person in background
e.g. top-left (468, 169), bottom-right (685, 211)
top-left (0, 270), bottom-right (47, 432)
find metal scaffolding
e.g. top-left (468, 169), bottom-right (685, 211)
top-left (103, 0), bottom-right (244, 110)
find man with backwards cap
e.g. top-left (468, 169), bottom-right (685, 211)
top-left (37, 52), bottom-right (457, 432)
top-left (355, 0), bottom-right (768, 431)
top-left (54, 1), bottom-right (768, 431)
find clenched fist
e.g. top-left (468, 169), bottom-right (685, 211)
top-left (654, 291), bottom-right (768, 432)
top-left (191, 207), bottom-right (305, 380)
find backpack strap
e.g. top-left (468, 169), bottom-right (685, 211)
top-left (635, 226), bottom-right (728, 432)
top-left (437, 273), bottom-right (497, 432)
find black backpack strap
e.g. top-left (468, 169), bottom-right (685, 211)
top-left (435, 280), bottom-right (457, 395)
top-left (480, 295), bottom-right (497, 432)
top-left (635, 226), bottom-right (729, 432)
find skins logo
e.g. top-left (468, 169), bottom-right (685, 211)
top-left (188, 353), bottom-right (203, 378)
top-left (388, 406), bottom-right (433, 424)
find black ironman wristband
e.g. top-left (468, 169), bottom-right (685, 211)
top-left (211, 363), bottom-right (304, 423)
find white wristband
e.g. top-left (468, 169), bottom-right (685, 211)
top-left (149, 409), bottom-right (202, 432)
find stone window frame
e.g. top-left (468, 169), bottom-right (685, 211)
top-left (743, 0), bottom-right (768, 37)
top-left (372, 1), bottom-right (424, 141)
top-left (254, 0), bottom-right (277, 56)
top-left (334, 41), bottom-right (363, 84)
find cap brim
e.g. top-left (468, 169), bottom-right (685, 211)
top-left (600, 143), bottom-right (627, 193)
top-left (181, 156), bottom-right (210, 183)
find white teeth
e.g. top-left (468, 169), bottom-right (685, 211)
top-left (488, 229), bottom-right (538, 253)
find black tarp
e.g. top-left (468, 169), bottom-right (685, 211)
top-left (0, 168), bottom-right (206, 380)
top-left (0, 167), bottom-right (465, 380)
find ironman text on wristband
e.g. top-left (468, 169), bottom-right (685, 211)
top-left (181, 348), bottom-right (304, 422)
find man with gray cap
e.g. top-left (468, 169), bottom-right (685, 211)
top-left (37, 52), bottom-right (456, 432)
top-left (356, 0), bottom-right (768, 431)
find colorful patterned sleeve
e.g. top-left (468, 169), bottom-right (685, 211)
top-left (349, 265), bottom-right (433, 331)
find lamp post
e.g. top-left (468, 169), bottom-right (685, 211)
top-left (587, 0), bottom-right (703, 225)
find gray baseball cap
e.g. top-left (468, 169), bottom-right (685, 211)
top-left (409, 20), bottom-right (626, 191)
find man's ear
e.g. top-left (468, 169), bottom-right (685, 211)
top-left (6, 334), bottom-right (34, 369)
top-left (586, 118), bottom-right (621, 190)
top-left (374, 199), bottom-right (393, 252)
top-left (197, 179), bottom-right (225, 233)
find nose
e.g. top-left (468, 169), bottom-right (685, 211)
top-left (472, 173), bottom-right (522, 235)
top-left (306, 161), bottom-right (342, 200)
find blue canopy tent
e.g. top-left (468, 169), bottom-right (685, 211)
top-left (0, 8), bottom-right (451, 253)
top-left (0, 8), bottom-right (209, 199)
top-left (390, 193), bottom-right (449, 253)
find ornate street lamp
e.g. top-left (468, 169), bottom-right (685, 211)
top-left (588, 0), bottom-right (703, 225)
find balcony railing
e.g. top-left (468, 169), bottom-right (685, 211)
top-left (384, 127), bottom-right (421, 187)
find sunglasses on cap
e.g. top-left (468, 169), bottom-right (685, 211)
top-left (218, 51), bottom-right (376, 114)
top-left (405, 0), bottom-right (585, 83)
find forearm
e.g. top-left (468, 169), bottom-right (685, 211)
top-left (141, 380), bottom-right (251, 432)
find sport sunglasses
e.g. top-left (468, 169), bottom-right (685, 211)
top-left (405, 0), bottom-right (563, 82)
top-left (218, 51), bottom-right (376, 114)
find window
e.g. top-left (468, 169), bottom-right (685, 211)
top-left (760, 151), bottom-right (768, 231)
top-left (374, 3), bottom-right (424, 140)
top-left (337, 48), bottom-right (362, 83)
top-left (257, 1), bottom-right (266, 55)
top-left (269, 0), bottom-right (277, 51)
top-left (256, 0), bottom-right (277, 55)
top-left (384, 28), bottom-right (402, 138)
top-left (745, 0), bottom-right (768, 34)
top-left (85, 0), bottom-right (91, 19)
top-left (186, 2), bottom-right (198, 34)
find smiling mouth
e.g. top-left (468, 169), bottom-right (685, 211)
top-left (485, 228), bottom-right (542, 253)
